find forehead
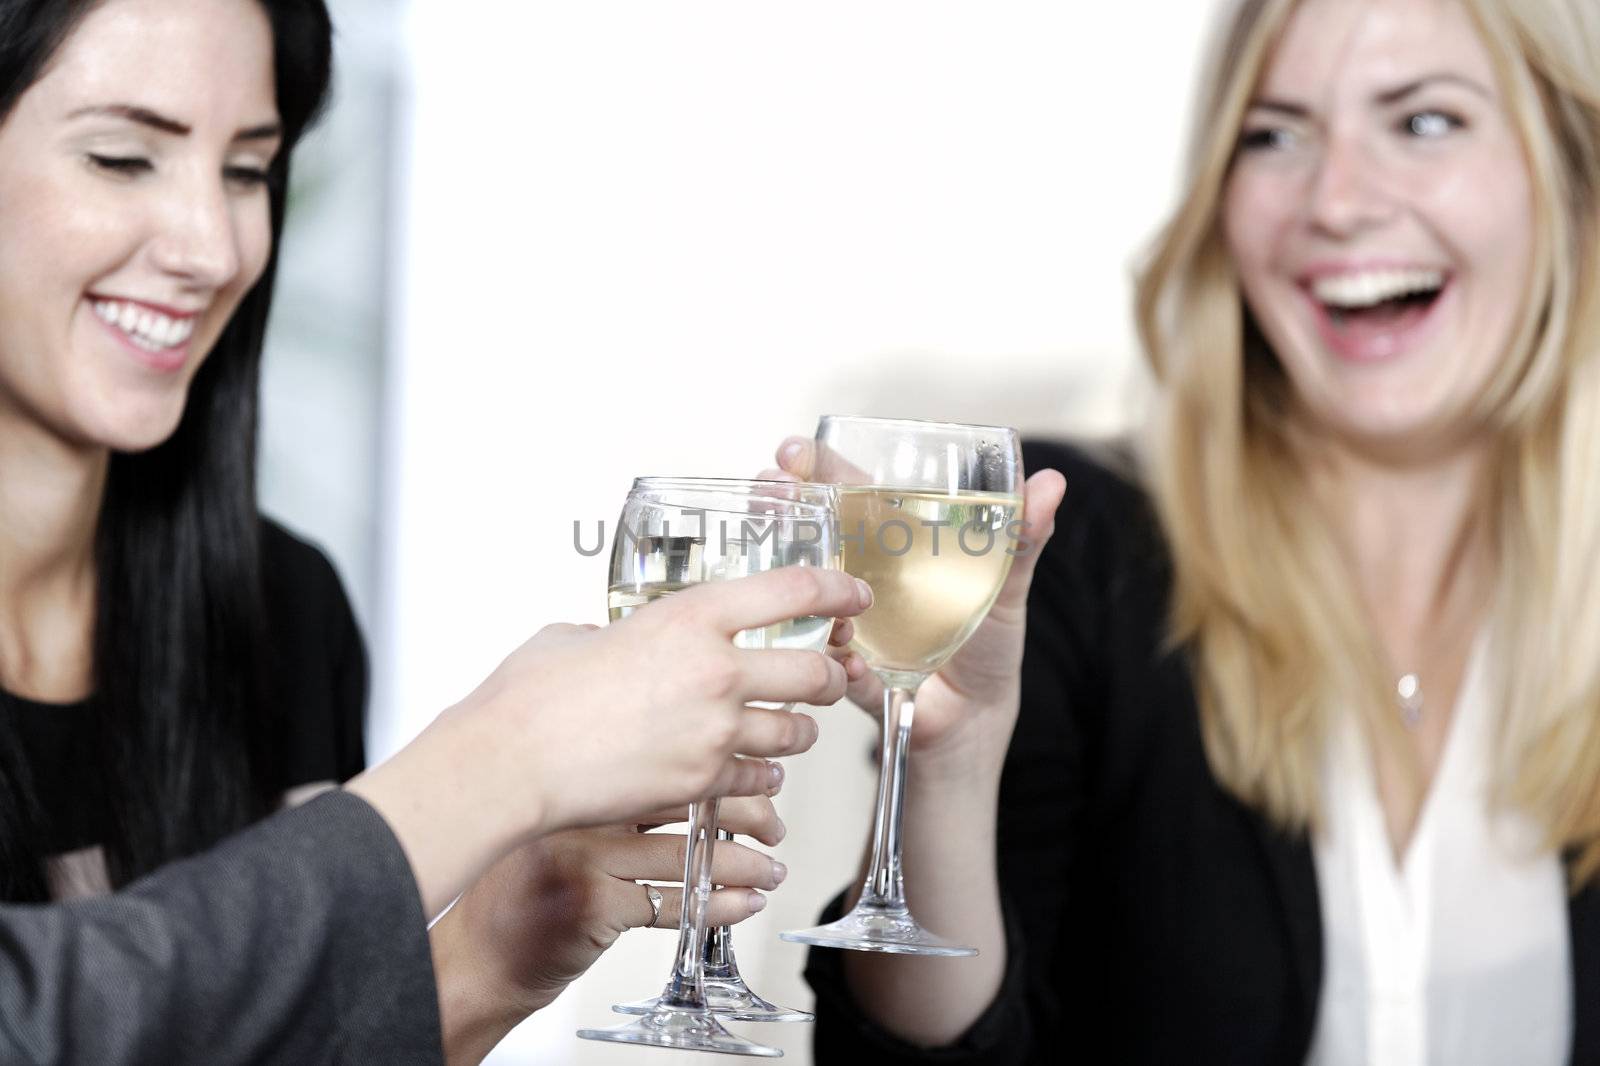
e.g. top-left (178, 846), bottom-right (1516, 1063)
top-left (29, 0), bottom-right (277, 124)
top-left (1257, 0), bottom-right (1497, 100)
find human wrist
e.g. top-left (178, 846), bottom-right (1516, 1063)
top-left (444, 688), bottom-right (558, 844)
top-left (908, 706), bottom-right (1016, 789)
top-left (346, 698), bottom-right (553, 917)
top-left (431, 912), bottom-right (528, 1065)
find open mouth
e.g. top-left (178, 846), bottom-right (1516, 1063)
top-left (1304, 268), bottom-right (1450, 360)
top-left (90, 297), bottom-right (196, 353)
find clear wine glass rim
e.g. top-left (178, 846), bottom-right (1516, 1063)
top-left (631, 476), bottom-right (834, 492)
top-left (816, 414), bottom-right (1019, 436)
top-left (626, 477), bottom-right (837, 518)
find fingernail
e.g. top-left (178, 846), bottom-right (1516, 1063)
top-left (774, 816), bottom-right (787, 843)
top-left (768, 761), bottom-right (785, 787)
top-left (855, 578), bottom-right (873, 609)
top-left (748, 890), bottom-right (768, 912)
top-left (779, 440), bottom-right (804, 463)
top-left (772, 861), bottom-right (788, 886)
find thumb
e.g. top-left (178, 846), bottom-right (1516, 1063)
top-left (993, 468), bottom-right (1066, 609)
top-left (774, 437), bottom-right (816, 480)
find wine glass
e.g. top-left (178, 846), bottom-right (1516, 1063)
top-left (577, 477), bottom-right (838, 1056)
top-left (612, 481), bottom-right (830, 1025)
top-left (780, 416), bottom-right (1021, 956)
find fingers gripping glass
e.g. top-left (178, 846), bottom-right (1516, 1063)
top-left (577, 478), bottom-right (838, 1056)
top-left (612, 828), bottom-right (813, 1024)
top-left (780, 416), bottom-right (1021, 957)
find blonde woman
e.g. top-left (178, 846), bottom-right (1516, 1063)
top-left (777, 0), bottom-right (1600, 1062)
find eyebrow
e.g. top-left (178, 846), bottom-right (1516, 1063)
top-left (1375, 73), bottom-right (1494, 104)
top-left (1246, 73), bottom-right (1496, 119)
top-left (67, 103), bottom-right (282, 142)
top-left (1246, 100), bottom-right (1311, 119)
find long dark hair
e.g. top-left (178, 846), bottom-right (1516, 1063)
top-left (0, 0), bottom-right (334, 901)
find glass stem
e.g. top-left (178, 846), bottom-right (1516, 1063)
top-left (859, 684), bottom-right (917, 912)
top-left (702, 828), bottom-right (739, 981)
top-left (658, 795), bottom-right (720, 1010)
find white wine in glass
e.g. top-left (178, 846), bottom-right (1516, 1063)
top-left (836, 488), bottom-right (1019, 676)
top-left (782, 416), bottom-right (1022, 957)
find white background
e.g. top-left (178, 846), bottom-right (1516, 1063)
top-left (284, 2), bottom-right (1230, 1062)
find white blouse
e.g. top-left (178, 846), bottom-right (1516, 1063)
top-left (1307, 637), bottom-right (1571, 1066)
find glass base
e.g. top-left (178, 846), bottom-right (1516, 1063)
top-left (613, 976), bottom-right (814, 1023)
top-left (780, 907), bottom-right (978, 957)
top-left (577, 1008), bottom-right (783, 1057)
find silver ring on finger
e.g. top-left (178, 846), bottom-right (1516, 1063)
top-left (640, 882), bottom-right (664, 928)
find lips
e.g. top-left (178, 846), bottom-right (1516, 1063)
top-left (1296, 267), bottom-right (1453, 364)
top-left (87, 295), bottom-right (198, 373)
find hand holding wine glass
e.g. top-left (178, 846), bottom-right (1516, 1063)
top-left (775, 417), bottom-right (1066, 957)
top-left (762, 425), bottom-right (1064, 1046)
top-left (578, 477), bottom-right (844, 1056)
top-left (429, 794), bottom-right (789, 1064)
top-left (767, 435), bottom-right (1066, 770)
top-left (359, 562), bottom-right (870, 920)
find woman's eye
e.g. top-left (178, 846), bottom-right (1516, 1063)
top-left (87, 153), bottom-right (152, 175)
top-left (1403, 110), bottom-right (1463, 138)
top-left (1238, 127), bottom-right (1298, 153)
top-left (224, 165), bottom-right (273, 189)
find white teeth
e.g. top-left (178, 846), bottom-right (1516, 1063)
top-left (1312, 268), bottom-right (1445, 309)
top-left (89, 299), bottom-right (196, 351)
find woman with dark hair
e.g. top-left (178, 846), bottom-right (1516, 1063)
top-left (0, 0), bottom-right (861, 1060)
top-left (0, 0), bottom-right (344, 904)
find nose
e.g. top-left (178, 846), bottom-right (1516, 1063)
top-left (148, 175), bottom-right (244, 290)
top-left (1305, 127), bottom-right (1397, 239)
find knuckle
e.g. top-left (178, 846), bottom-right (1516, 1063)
top-left (726, 851), bottom-right (764, 888)
top-left (688, 761), bottom-right (723, 798)
top-left (698, 652), bottom-right (742, 702)
top-left (725, 758), bottom-right (762, 795)
top-left (662, 590), bottom-right (707, 628)
top-left (707, 708), bottom-right (742, 751)
top-left (778, 565), bottom-right (824, 606)
top-left (697, 713), bottom-right (739, 765)
top-left (830, 661), bottom-right (850, 697)
top-left (554, 875), bottom-right (602, 926)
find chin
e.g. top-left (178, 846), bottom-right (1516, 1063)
top-left (87, 406), bottom-right (190, 455)
top-left (1316, 408), bottom-right (1476, 462)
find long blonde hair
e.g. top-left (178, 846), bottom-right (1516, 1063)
top-left (1135, 0), bottom-right (1600, 881)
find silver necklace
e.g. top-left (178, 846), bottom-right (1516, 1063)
top-left (1396, 673), bottom-right (1423, 730)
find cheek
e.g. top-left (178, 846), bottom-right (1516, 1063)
top-left (1221, 180), bottom-right (1295, 358)
top-left (0, 170), bottom-right (116, 305)
top-left (1221, 169), bottom-right (1288, 287)
top-left (236, 200), bottom-right (275, 295)
top-left (1411, 136), bottom-right (1534, 278)
top-left (199, 202), bottom-right (274, 350)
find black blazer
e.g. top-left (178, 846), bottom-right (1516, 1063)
top-left (808, 440), bottom-right (1600, 1065)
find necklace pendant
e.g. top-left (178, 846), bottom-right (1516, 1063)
top-left (1397, 673), bottom-right (1423, 730)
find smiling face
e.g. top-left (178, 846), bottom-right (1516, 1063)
top-left (0, 0), bottom-right (280, 453)
top-left (1222, 0), bottom-right (1534, 457)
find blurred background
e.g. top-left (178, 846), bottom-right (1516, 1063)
top-left (260, 1), bottom-right (1224, 1061)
